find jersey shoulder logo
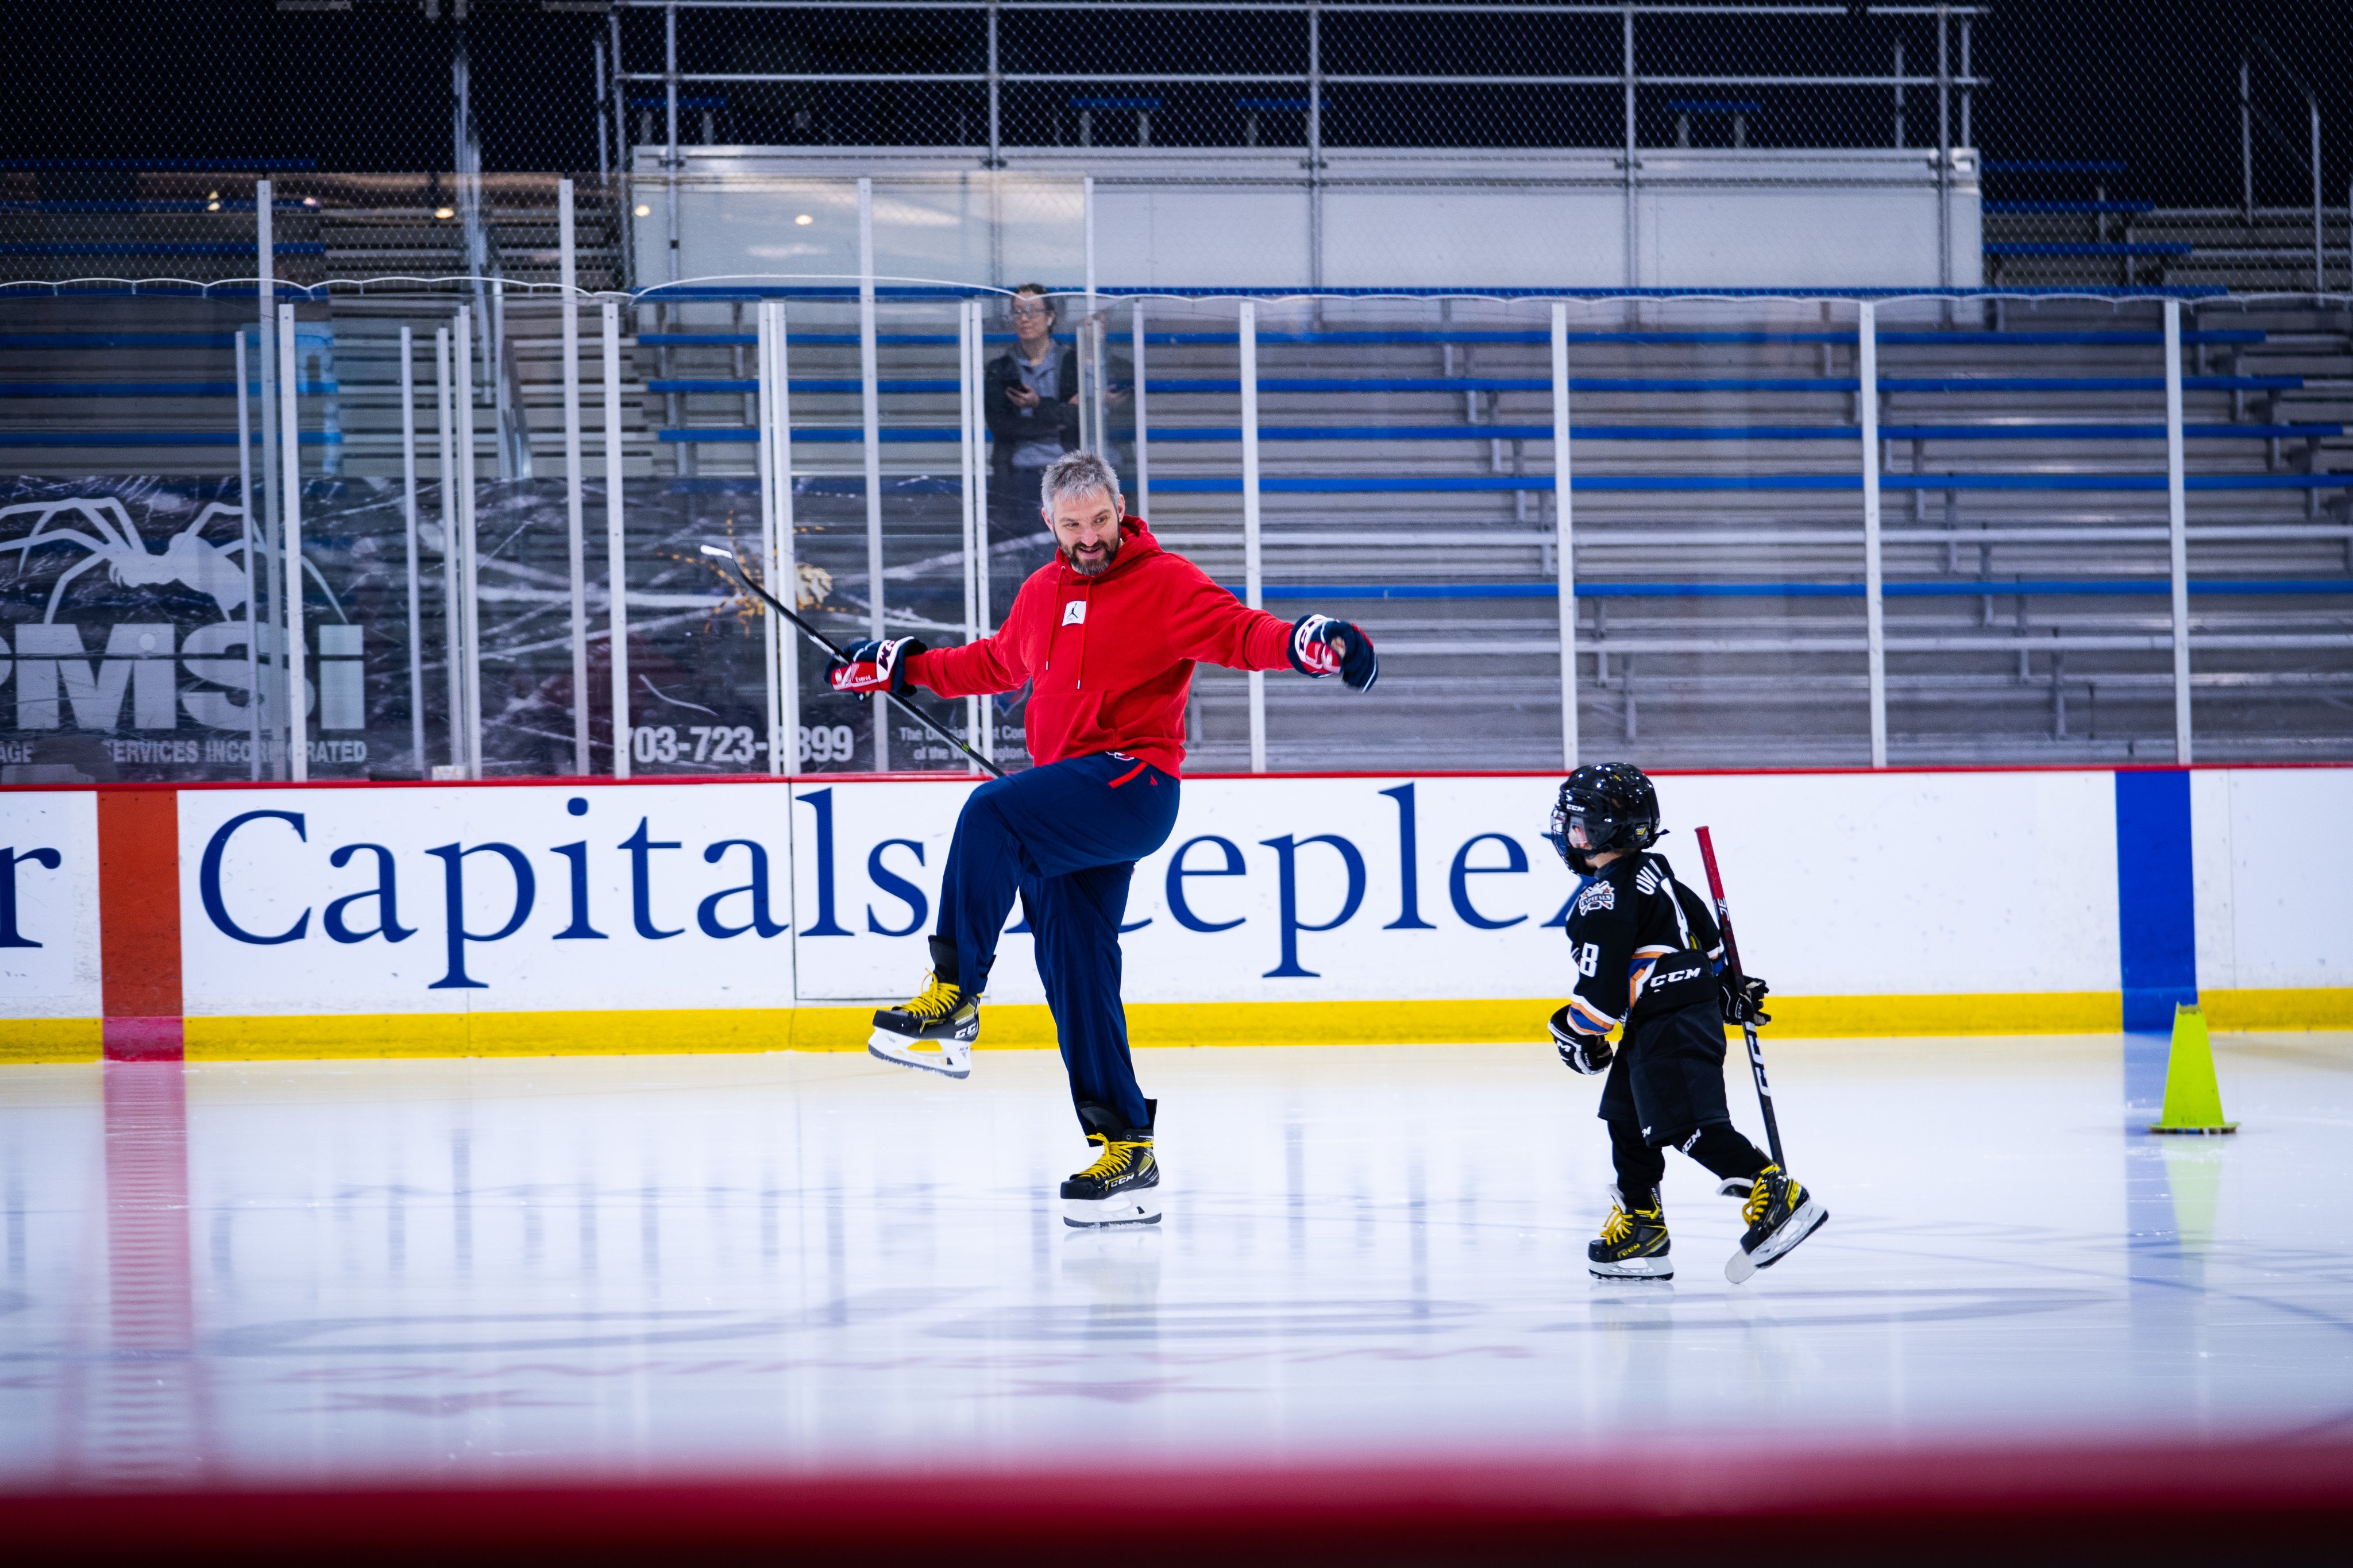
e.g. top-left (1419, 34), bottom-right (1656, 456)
top-left (1061, 598), bottom-right (1087, 626)
top-left (1634, 861), bottom-right (1665, 896)
top-left (1576, 879), bottom-right (1615, 914)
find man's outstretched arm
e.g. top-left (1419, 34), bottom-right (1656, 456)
top-left (1162, 559), bottom-right (1379, 690)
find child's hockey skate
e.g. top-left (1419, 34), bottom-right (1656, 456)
top-left (1062, 1101), bottom-right (1160, 1227)
top-left (1588, 1187), bottom-right (1673, 1280)
top-left (869, 937), bottom-right (978, 1079)
top-left (1725, 1164), bottom-right (1826, 1282)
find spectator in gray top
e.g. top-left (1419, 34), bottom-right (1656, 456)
top-left (983, 284), bottom-right (1132, 496)
top-left (983, 283), bottom-right (1081, 487)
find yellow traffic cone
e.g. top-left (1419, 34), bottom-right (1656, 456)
top-left (2148, 1004), bottom-right (2238, 1135)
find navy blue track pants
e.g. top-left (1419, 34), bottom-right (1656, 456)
top-left (938, 752), bottom-right (1181, 1133)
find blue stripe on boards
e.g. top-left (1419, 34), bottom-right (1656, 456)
top-left (2113, 770), bottom-right (2198, 1033)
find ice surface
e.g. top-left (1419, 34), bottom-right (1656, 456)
top-left (2, 1033), bottom-right (2350, 1486)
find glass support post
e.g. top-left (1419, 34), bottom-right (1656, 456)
top-left (437, 327), bottom-right (462, 774)
top-left (400, 325), bottom-right (427, 779)
top-left (1090, 316), bottom-right (1108, 461)
top-left (858, 177), bottom-right (887, 770)
top-left (759, 300), bottom-right (801, 778)
top-left (958, 299), bottom-right (983, 772)
top-left (1081, 176), bottom-right (1099, 455)
top-left (1241, 299), bottom-right (1266, 773)
top-left (561, 179), bottom-right (591, 775)
top-left (233, 331), bottom-right (261, 781)
top-left (2165, 299), bottom-right (2193, 762)
top-left (603, 300), bottom-right (633, 779)
top-left (1858, 300), bottom-right (1887, 768)
top-left (255, 180), bottom-right (288, 779)
top-left (971, 298), bottom-right (994, 765)
top-left (1131, 302), bottom-right (1149, 517)
top-left (455, 303), bottom-right (484, 779)
top-left (1550, 302), bottom-right (1579, 770)
top-left (277, 303), bottom-right (308, 785)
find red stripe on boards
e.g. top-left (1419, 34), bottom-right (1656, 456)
top-left (97, 789), bottom-right (183, 1062)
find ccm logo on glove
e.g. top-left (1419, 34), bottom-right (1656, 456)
top-left (827, 636), bottom-right (927, 697)
top-left (1287, 614), bottom-right (1379, 691)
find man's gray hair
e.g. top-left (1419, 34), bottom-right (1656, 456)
top-left (1040, 450), bottom-right (1122, 513)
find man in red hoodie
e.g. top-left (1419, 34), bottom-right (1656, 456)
top-left (826, 450), bottom-right (1376, 1227)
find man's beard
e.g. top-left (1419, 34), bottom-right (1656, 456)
top-left (1064, 538), bottom-right (1119, 577)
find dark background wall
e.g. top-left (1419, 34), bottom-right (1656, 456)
top-left (2, 1), bottom-right (2344, 208)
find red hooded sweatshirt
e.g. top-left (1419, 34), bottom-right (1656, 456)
top-left (905, 516), bottom-right (1292, 777)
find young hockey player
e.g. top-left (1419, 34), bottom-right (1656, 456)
top-left (825, 451), bottom-right (1379, 1228)
top-left (1542, 762), bottom-right (1827, 1282)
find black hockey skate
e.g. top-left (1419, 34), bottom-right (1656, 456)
top-left (1588, 1187), bottom-right (1672, 1280)
top-left (1725, 1164), bottom-right (1827, 1283)
top-left (1061, 1101), bottom-right (1160, 1228)
top-left (869, 937), bottom-right (977, 1079)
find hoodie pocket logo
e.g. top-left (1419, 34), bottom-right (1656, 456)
top-left (1061, 599), bottom-right (1087, 626)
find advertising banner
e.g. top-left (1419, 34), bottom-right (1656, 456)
top-left (3, 764), bottom-right (2346, 1062)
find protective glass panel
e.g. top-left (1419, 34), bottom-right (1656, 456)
top-left (0, 292), bottom-right (448, 785)
top-left (2178, 299), bottom-right (2353, 760)
top-left (1119, 294), bottom-right (1247, 770)
top-left (1572, 296), bottom-right (1872, 770)
top-left (1876, 294), bottom-right (2181, 763)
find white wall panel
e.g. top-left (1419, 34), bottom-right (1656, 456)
top-left (0, 790), bottom-right (99, 1018)
top-left (2211, 768), bottom-right (2353, 990)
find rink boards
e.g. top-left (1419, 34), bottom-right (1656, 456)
top-left (0, 765), bottom-right (2347, 1060)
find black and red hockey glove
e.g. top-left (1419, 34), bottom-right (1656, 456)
top-left (1548, 1005), bottom-right (1615, 1075)
top-left (827, 636), bottom-right (926, 697)
top-left (1720, 972), bottom-right (1772, 1027)
top-left (1288, 614), bottom-right (1379, 692)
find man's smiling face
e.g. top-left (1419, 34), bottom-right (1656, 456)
top-left (1048, 486), bottom-right (1125, 577)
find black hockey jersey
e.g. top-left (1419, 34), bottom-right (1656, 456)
top-left (1559, 851), bottom-right (1725, 1036)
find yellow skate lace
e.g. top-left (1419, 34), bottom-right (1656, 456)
top-left (1077, 1137), bottom-right (1148, 1183)
top-left (897, 973), bottom-right (965, 1022)
top-left (1742, 1167), bottom-right (1786, 1229)
top-left (1599, 1206), bottom-right (1635, 1245)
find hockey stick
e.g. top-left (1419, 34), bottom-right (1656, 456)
top-left (697, 544), bottom-right (1007, 779)
top-left (1694, 825), bottom-right (1785, 1171)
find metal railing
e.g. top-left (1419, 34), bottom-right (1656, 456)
top-left (608, 2), bottom-right (1986, 292)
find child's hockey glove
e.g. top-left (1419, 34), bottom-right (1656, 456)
top-left (1548, 1005), bottom-right (1615, 1075)
top-left (1720, 972), bottom-right (1772, 1026)
top-left (1287, 614), bottom-right (1379, 691)
top-left (827, 636), bottom-right (926, 697)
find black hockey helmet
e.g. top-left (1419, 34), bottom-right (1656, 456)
top-left (1544, 762), bottom-right (1664, 872)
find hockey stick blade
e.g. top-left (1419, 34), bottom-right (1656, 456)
top-left (699, 544), bottom-right (1006, 779)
